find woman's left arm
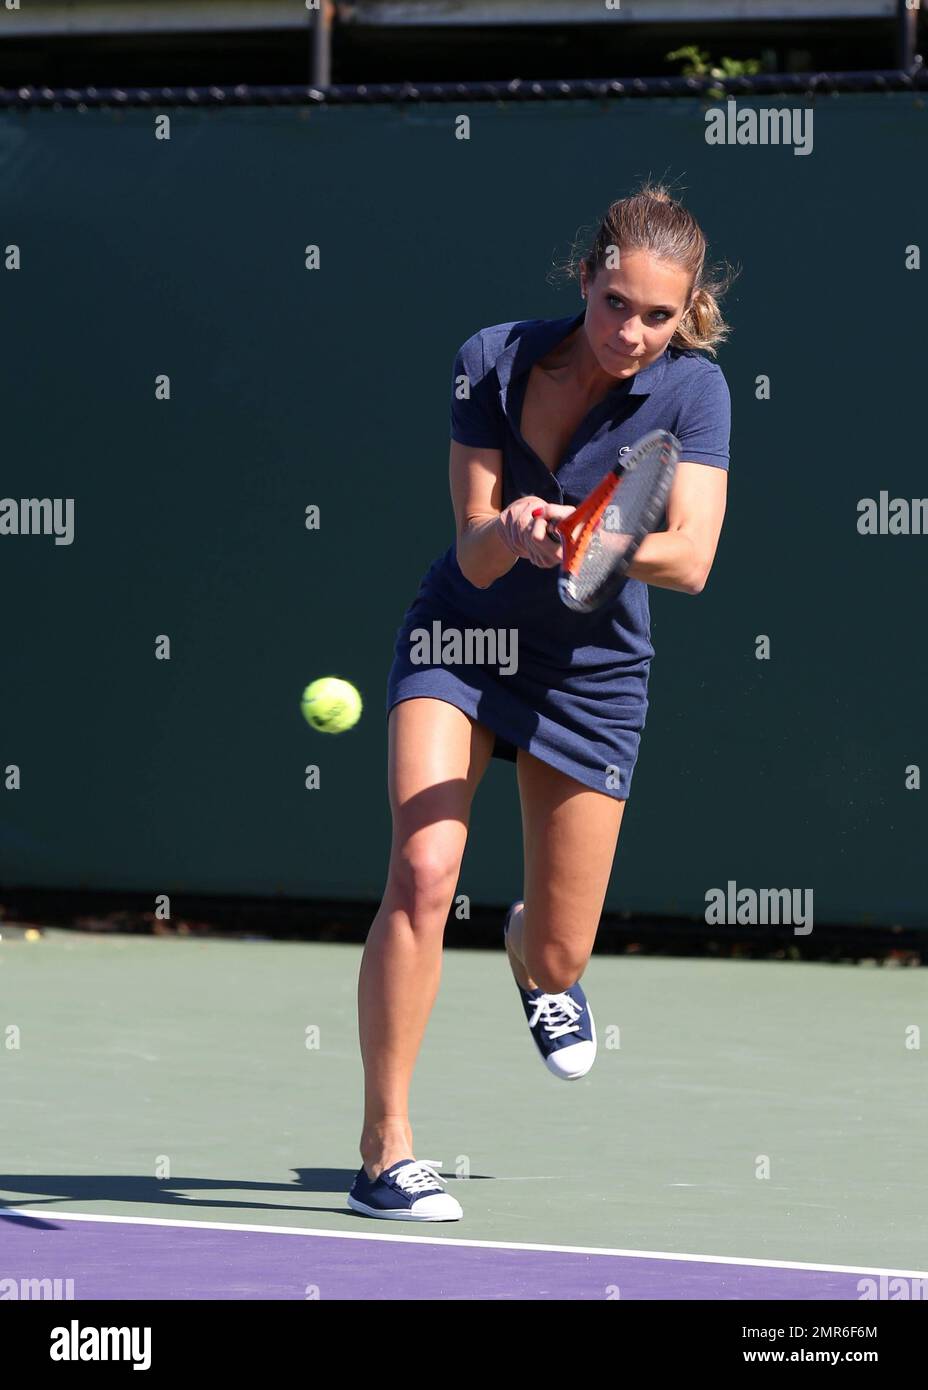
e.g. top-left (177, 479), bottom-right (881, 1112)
top-left (624, 461), bottom-right (729, 595)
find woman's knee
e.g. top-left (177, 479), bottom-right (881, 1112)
top-left (387, 837), bottom-right (463, 919)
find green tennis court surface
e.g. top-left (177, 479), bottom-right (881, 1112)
top-left (1, 929), bottom-right (925, 1297)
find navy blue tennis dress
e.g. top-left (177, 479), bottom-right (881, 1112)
top-left (386, 308), bottom-right (731, 800)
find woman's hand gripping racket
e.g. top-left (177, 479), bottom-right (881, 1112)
top-left (535, 429), bottom-right (681, 613)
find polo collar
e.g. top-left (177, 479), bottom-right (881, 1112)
top-left (496, 309), bottom-right (667, 416)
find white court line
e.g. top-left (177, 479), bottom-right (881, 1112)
top-left (6, 1208), bottom-right (928, 1280)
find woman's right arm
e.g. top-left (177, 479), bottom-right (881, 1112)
top-left (449, 440), bottom-right (573, 590)
top-left (450, 440), bottom-right (516, 589)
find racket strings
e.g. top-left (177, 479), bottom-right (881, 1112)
top-left (560, 433), bottom-right (677, 610)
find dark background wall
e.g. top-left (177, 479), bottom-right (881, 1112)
top-left (1, 93), bottom-right (925, 926)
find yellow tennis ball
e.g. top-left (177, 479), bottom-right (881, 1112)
top-left (300, 677), bottom-right (362, 734)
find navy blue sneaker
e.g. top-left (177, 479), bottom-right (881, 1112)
top-left (504, 901), bottom-right (597, 1080)
top-left (347, 1158), bottom-right (463, 1221)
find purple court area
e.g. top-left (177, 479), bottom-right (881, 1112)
top-left (1, 1213), bottom-right (877, 1299)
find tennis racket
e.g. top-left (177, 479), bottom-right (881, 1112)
top-left (542, 428), bottom-right (680, 613)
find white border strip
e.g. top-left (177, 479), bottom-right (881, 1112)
top-left (7, 1209), bottom-right (927, 1280)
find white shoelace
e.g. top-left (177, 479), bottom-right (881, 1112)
top-left (391, 1159), bottom-right (447, 1194)
top-left (527, 992), bottom-right (583, 1040)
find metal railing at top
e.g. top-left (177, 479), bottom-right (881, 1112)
top-left (0, 67), bottom-right (926, 108)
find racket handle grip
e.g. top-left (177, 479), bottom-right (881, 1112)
top-left (532, 506), bottom-right (561, 544)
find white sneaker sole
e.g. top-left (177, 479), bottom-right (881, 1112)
top-left (544, 1003), bottom-right (597, 1079)
top-left (346, 1193), bottom-right (463, 1221)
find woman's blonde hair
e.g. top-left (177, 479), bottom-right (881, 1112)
top-left (555, 179), bottom-right (737, 356)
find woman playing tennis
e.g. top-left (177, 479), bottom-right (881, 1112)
top-left (348, 182), bottom-right (732, 1220)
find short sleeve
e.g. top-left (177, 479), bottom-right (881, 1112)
top-left (450, 331), bottom-right (505, 449)
top-left (676, 363), bottom-right (731, 470)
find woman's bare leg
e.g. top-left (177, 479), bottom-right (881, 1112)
top-left (358, 697), bottom-right (495, 1179)
top-left (507, 750), bottom-right (626, 994)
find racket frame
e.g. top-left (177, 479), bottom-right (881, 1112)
top-left (549, 428), bottom-right (681, 613)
